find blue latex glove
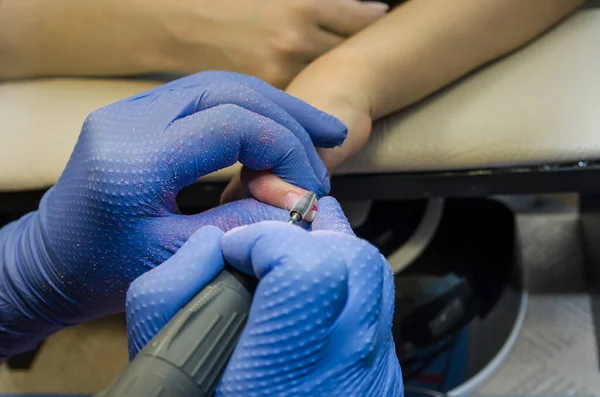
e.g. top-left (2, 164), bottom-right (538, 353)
top-left (0, 71), bottom-right (347, 358)
top-left (126, 197), bottom-right (403, 396)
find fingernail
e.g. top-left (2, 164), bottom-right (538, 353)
top-left (362, 1), bottom-right (390, 13)
top-left (284, 192), bottom-right (304, 211)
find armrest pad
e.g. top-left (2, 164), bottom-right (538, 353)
top-left (1, 9), bottom-right (600, 191)
top-left (338, 8), bottom-right (600, 175)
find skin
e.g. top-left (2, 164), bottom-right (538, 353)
top-left (0, 0), bottom-right (387, 87)
top-left (221, 0), bottom-right (584, 208)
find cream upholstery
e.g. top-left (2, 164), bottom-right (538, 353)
top-left (338, 8), bottom-right (600, 175)
top-left (1, 8), bottom-right (599, 192)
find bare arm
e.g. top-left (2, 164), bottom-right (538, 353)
top-left (0, 0), bottom-right (171, 79)
top-left (0, 0), bottom-right (386, 85)
top-left (285, 0), bottom-right (584, 169)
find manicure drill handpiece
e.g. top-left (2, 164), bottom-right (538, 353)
top-left (288, 191), bottom-right (317, 224)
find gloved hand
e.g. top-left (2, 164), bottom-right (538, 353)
top-left (127, 197), bottom-right (403, 396)
top-left (0, 71), bottom-right (347, 358)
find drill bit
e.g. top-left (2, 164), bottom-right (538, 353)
top-left (288, 191), bottom-right (317, 224)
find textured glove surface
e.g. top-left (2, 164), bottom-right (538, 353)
top-left (126, 198), bottom-right (403, 397)
top-left (0, 72), bottom-right (346, 357)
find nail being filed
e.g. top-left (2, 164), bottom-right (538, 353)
top-left (288, 191), bottom-right (317, 224)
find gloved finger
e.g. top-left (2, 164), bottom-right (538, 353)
top-left (222, 221), bottom-right (345, 281)
top-left (146, 199), bottom-right (291, 261)
top-left (198, 84), bottom-right (332, 189)
top-left (128, 71), bottom-right (348, 149)
top-left (185, 199), bottom-right (290, 235)
top-left (210, 72), bottom-right (348, 148)
top-left (306, 231), bottom-right (390, 358)
top-left (219, 222), bottom-right (398, 393)
top-left (311, 196), bottom-right (354, 235)
top-left (316, 0), bottom-right (389, 36)
top-left (126, 226), bottom-right (224, 359)
top-left (164, 104), bottom-right (326, 198)
top-left (219, 222), bottom-right (349, 390)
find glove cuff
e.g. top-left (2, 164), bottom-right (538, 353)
top-left (0, 212), bottom-right (73, 358)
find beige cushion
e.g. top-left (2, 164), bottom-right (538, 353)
top-left (338, 8), bottom-right (600, 175)
top-left (1, 8), bottom-right (599, 192)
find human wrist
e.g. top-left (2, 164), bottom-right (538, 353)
top-left (144, 0), bottom-right (215, 74)
top-left (287, 55), bottom-right (374, 172)
top-left (287, 50), bottom-right (373, 119)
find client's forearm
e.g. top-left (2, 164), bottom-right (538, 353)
top-left (0, 0), bottom-right (168, 80)
top-left (289, 0), bottom-right (583, 120)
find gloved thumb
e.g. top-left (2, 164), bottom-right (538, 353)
top-left (312, 197), bottom-right (355, 236)
top-left (218, 222), bottom-right (350, 393)
top-left (126, 226), bottom-right (225, 360)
